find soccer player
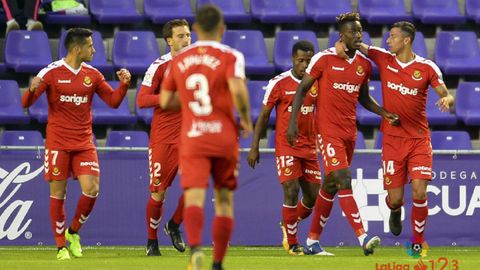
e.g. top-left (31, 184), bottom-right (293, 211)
top-left (159, 4), bottom-right (252, 270)
top-left (336, 21), bottom-right (454, 257)
top-left (247, 40), bottom-right (329, 256)
top-left (137, 19), bottom-right (191, 256)
top-left (287, 13), bottom-right (399, 256)
top-left (21, 28), bottom-right (131, 260)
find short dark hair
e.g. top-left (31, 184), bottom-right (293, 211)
top-left (391, 21), bottom-right (416, 43)
top-left (162, 19), bottom-right (189, 43)
top-left (64, 28), bottom-right (93, 51)
top-left (195, 4), bottom-right (223, 33)
top-left (336, 12), bottom-right (361, 31)
top-left (292, 40), bottom-right (314, 56)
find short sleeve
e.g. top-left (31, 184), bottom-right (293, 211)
top-left (161, 64), bottom-right (177, 92)
top-left (425, 60), bottom-right (444, 88)
top-left (262, 79), bottom-right (280, 109)
top-left (305, 52), bottom-right (327, 80)
top-left (362, 60), bottom-right (373, 85)
top-left (367, 46), bottom-right (392, 66)
top-left (226, 50), bottom-right (246, 80)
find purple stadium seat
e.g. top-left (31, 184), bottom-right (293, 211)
top-left (0, 130), bottom-right (44, 155)
top-left (112, 31), bottom-right (160, 75)
top-left (197, 0), bottom-right (250, 23)
top-left (430, 131), bottom-right (472, 150)
top-left (466, 0), bottom-right (480, 23)
top-left (89, 0), bottom-right (144, 24)
top-left (426, 88), bottom-right (457, 125)
top-left (412, 0), bottom-right (465, 24)
top-left (5, 30), bottom-right (52, 73)
top-left (434, 31), bottom-right (480, 75)
top-left (28, 92), bottom-right (48, 123)
top-left (223, 30), bottom-right (275, 75)
top-left (239, 135), bottom-right (253, 148)
top-left (45, 12), bottom-right (91, 25)
top-left (374, 132), bottom-right (383, 149)
top-left (455, 82), bottom-right (480, 126)
top-left (135, 82), bottom-right (153, 124)
top-left (382, 31), bottom-right (428, 59)
top-left (267, 130), bottom-right (276, 148)
top-left (356, 131), bottom-right (366, 149)
top-left (250, 0), bottom-right (305, 23)
top-left (59, 30), bottom-right (113, 75)
top-left (105, 130), bottom-right (149, 158)
top-left (92, 81), bottom-right (137, 125)
top-left (274, 31), bottom-right (319, 71)
top-left (248, 80), bottom-right (275, 126)
top-left (0, 80), bottom-right (30, 124)
top-left (357, 81), bottom-right (382, 126)
top-left (304, 0), bottom-right (352, 23)
top-left (358, 0), bottom-right (412, 24)
top-left (144, 0), bottom-right (194, 24)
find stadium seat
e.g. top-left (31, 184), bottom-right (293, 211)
top-left (426, 89), bottom-right (457, 126)
top-left (89, 0), bottom-right (144, 24)
top-left (59, 30), bottom-right (113, 75)
top-left (434, 31), bottom-right (480, 75)
top-left (28, 92), bottom-right (48, 123)
top-left (455, 82), bottom-right (480, 126)
top-left (135, 82), bottom-right (153, 125)
top-left (273, 31), bottom-right (320, 71)
top-left (373, 132), bottom-right (383, 149)
top-left (356, 81), bottom-right (382, 126)
top-left (0, 80), bottom-right (30, 124)
top-left (91, 81), bottom-right (137, 125)
top-left (45, 11), bottom-right (91, 25)
top-left (239, 135), bottom-right (253, 149)
top-left (223, 31), bottom-right (275, 75)
top-left (382, 31), bottom-right (429, 59)
top-left (267, 130), bottom-right (276, 148)
top-left (430, 131), bottom-right (472, 150)
top-left (357, 0), bottom-right (412, 24)
top-left (412, 0), bottom-right (466, 24)
top-left (112, 31), bottom-right (160, 75)
top-left (144, 0), bottom-right (194, 24)
top-left (356, 131), bottom-right (366, 149)
top-left (197, 0), bottom-right (250, 23)
top-left (466, 0), bottom-right (480, 23)
top-left (250, 0), bottom-right (305, 23)
top-left (304, 0), bottom-right (352, 23)
top-left (105, 130), bottom-right (149, 157)
top-left (0, 130), bottom-right (43, 155)
top-left (247, 80), bottom-right (275, 126)
top-left (5, 30), bottom-right (52, 73)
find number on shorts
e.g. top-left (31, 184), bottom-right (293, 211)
top-left (186, 73), bottom-right (212, 116)
top-left (153, 162), bottom-right (161, 177)
top-left (51, 150), bottom-right (59, 165)
top-left (382, 160), bottom-right (395, 175)
top-left (326, 143), bottom-right (336, 157)
top-left (277, 156), bottom-right (294, 168)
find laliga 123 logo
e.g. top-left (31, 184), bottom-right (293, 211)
top-left (0, 162), bottom-right (43, 240)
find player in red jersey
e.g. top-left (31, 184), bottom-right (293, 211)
top-left (287, 13), bottom-right (400, 256)
top-left (137, 19), bottom-right (191, 256)
top-left (336, 21), bottom-right (454, 257)
top-left (21, 28), bottom-right (131, 260)
top-left (247, 40), bottom-right (331, 256)
top-left (159, 5), bottom-right (252, 270)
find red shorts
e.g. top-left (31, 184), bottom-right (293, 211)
top-left (382, 134), bottom-right (433, 189)
top-left (44, 148), bottom-right (99, 181)
top-left (275, 155), bottom-right (321, 184)
top-left (317, 134), bottom-right (355, 176)
top-left (179, 154), bottom-right (238, 190)
top-left (148, 144), bottom-right (179, 192)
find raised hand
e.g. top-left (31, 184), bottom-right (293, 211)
top-left (116, 68), bottom-right (131, 84)
top-left (334, 40), bottom-right (349, 60)
top-left (29, 76), bottom-right (44, 92)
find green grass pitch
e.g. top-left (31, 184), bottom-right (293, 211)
top-left (1, 246), bottom-right (479, 270)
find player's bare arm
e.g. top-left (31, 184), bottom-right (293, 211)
top-left (358, 83), bottom-right (400, 126)
top-left (228, 77), bottom-right (253, 138)
top-left (432, 84), bottom-right (454, 112)
top-left (286, 74), bottom-right (314, 146)
top-left (247, 105), bottom-right (273, 169)
top-left (334, 41), bottom-right (369, 59)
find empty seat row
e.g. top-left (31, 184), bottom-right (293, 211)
top-left (4, 30), bottom-right (480, 76)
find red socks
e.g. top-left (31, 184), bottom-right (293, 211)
top-left (184, 206), bottom-right (204, 247)
top-left (70, 193), bottom-right (97, 232)
top-left (282, 205), bottom-right (299, 245)
top-left (412, 199), bottom-right (428, 243)
top-left (308, 189), bottom-right (334, 240)
top-left (171, 194), bottom-right (184, 225)
top-left (338, 189), bottom-right (365, 237)
top-left (212, 217), bottom-right (233, 263)
top-left (296, 199), bottom-right (313, 221)
top-left (146, 197), bottom-right (163, 240)
top-left (50, 197), bottom-right (66, 248)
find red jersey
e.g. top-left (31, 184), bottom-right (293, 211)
top-left (263, 70), bottom-right (317, 158)
top-left (368, 46), bottom-right (444, 138)
top-left (22, 59), bottom-right (129, 151)
top-left (306, 48), bottom-right (372, 140)
top-left (137, 53), bottom-right (181, 146)
top-left (161, 40), bottom-right (245, 157)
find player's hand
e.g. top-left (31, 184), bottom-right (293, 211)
top-left (436, 96), bottom-right (450, 112)
top-left (239, 118), bottom-right (253, 138)
top-left (116, 68), bottom-right (131, 84)
top-left (335, 40), bottom-right (349, 60)
top-left (383, 112), bottom-right (400, 126)
top-left (286, 122), bottom-right (299, 147)
top-left (29, 76), bottom-right (43, 92)
top-left (247, 147), bottom-right (260, 169)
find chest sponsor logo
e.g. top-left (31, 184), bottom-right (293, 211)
top-left (333, 82), bottom-right (360, 94)
top-left (387, 81), bottom-right (418, 96)
top-left (59, 94), bottom-right (88, 105)
top-left (309, 86), bottom-right (318, 97)
top-left (83, 76), bottom-right (92, 87)
top-left (356, 65), bottom-right (365, 76)
top-left (412, 70), bottom-right (423, 81)
top-left (57, 79), bottom-right (71, 84)
top-left (287, 105), bottom-right (315, 115)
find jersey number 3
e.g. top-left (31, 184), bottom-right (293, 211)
top-left (187, 73), bottom-right (212, 116)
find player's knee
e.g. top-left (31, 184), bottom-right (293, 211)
top-left (332, 170), bottom-right (352, 190)
top-left (321, 177), bottom-right (337, 195)
top-left (388, 199), bottom-right (403, 210)
top-left (283, 182), bottom-right (300, 205)
top-left (412, 189), bottom-right (427, 200)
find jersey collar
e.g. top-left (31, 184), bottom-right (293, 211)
top-left (61, 59), bottom-right (82, 75)
top-left (289, 69), bottom-right (301, 83)
top-left (395, 54), bottom-right (419, 69)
